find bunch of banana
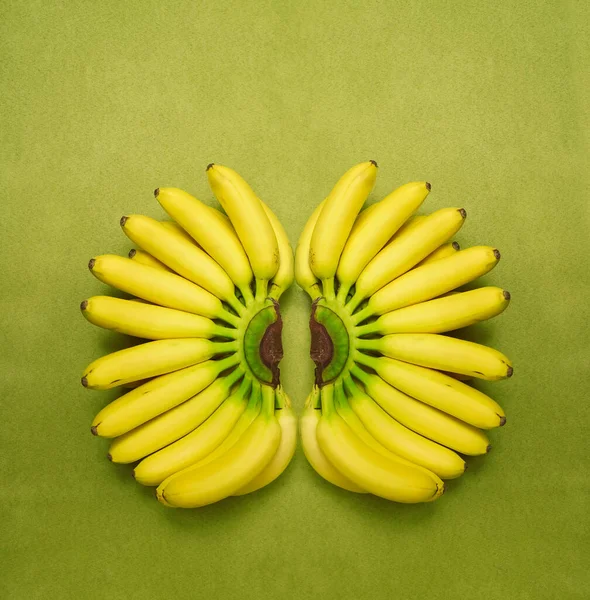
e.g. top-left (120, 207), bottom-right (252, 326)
top-left (80, 164), bottom-right (296, 508)
top-left (297, 161), bottom-right (512, 503)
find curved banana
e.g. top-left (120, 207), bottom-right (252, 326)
top-left (316, 384), bottom-right (442, 503)
top-left (300, 388), bottom-right (366, 493)
top-left (108, 367), bottom-right (244, 463)
top-left (133, 377), bottom-right (252, 486)
top-left (336, 181), bottom-right (430, 302)
top-left (80, 296), bottom-right (236, 340)
top-left (128, 248), bottom-right (171, 272)
top-left (353, 246), bottom-right (501, 322)
top-left (157, 383), bottom-right (281, 508)
top-left (357, 333), bottom-right (513, 381)
top-left (343, 375), bottom-right (465, 479)
top-left (92, 355), bottom-right (240, 439)
top-left (233, 387), bottom-right (297, 495)
top-left (351, 367), bottom-right (489, 455)
top-left (309, 161), bottom-right (378, 298)
top-left (155, 188), bottom-right (254, 303)
top-left (348, 207), bottom-right (466, 312)
top-left (354, 353), bottom-right (505, 429)
top-left (120, 214), bottom-right (244, 314)
top-left (158, 220), bottom-right (200, 245)
top-left (206, 164), bottom-right (279, 299)
top-left (295, 200), bottom-right (325, 299)
top-left (416, 241), bottom-right (459, 266)
top-left (355, 287), bottom-right (511, 336)
top-left (88, 254), bottom-right (238, 325)
top-left (82, 338), bottom-right (237, 390)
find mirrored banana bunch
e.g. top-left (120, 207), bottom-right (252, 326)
top-left (296, 161), bottom-right (513, 504)
top-left (80, 165), bottom-right (296, 508)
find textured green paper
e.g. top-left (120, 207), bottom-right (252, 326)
top-left (1, 1), bottom-right (589, 599)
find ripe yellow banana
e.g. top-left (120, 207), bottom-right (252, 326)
top-left (158, 220), bottom-right (199, 245)
top-left (88, 254), bottom-right (238, 325)
top-left (352, 366), bottom-right (489, 455)
top-left (316, 384), bottom-right (442, 503)
top-left (295, 200), bottom-right (325, 299)
top-left (133, 377), bottom-right (252, 486)
top-left (120, 214), bottom-right (244, 314)
top-left (343, 375), bottom-right (465, 479)
top-left (416, 241), bottom-right (460, 266)
top-left (300, 388), bottom-right (366, 493)
top-left (82, 338), bottom-right (237, 390)
top-left (309, 161), bottom-right (378, 298)
top-left (206, 164), bottom-right (279, 298)
top-left (80, 296), bottom-right (236, 340)
top-left (355, 287), bottom-right (511, 336)
top-left (336, 181), bottom-right (430, 302)
top-left (155, 188), bottom-right (254, 303)
top-left (108, 367), bottom-right (244, 463)
top-left (234, 387), bottom-right (297, 495)
top-left (128, 248), bottom-right (171, 272)
top-left (357, 333), bottom-right (513, 381)
top-left (353, 246), bottom-right (501, 322)
top-left (92, 355), bottom-right (240, 438)
top-left (348, 207), bottom-right (466, 312)
top-left (354, 353), bottom-right (506, 429)
top-left (259, 202), bottom-right (294, 300)
top-left (157, 383), bottom-right (281, 508)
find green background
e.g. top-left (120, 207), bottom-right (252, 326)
top-left (2, 1), bottom-right (589, 598)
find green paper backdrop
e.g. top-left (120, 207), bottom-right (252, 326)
top-left (1, 1), bottom-right (588, 599)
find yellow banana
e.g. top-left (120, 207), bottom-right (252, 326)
top-left (416, 241), bottom-right (460, 266)
top-left (155, 188), bottom-right (254, 303)
top-left (343, 375), bottom-right (465, 479)
top-left (354, 353), bottom-right (506, 429)
top-left (88, 254), bottom-right (238, 325)
top-left (357, 333), bottom-right (513, 381)
top-left (348, 207), bottom-right (466, 312)
top-left (80, 296), bottom-right (236, 340)
top-left (353, 245), bottom-right (501, 322)
top-left (82, 338), bottom-right (237, 390)
top-left (295, 200), bottom-right (325, 299)
top-left (336, 181), bottom-right (430, 302)
top-left (108, 367), bottom-right (244, 463)
top-left (120, 214), bottom-right (244, 314)
top-left (309, 161), bottom-right (378, 299)
top-left (206, 164), bottom-right (279, 298)
top-left (128, 248), bottom-right (171, 272)
top-left (351, 367), bottom-right (489, 455)
top-left (316, 384), bottom-right (442, 503)
top-left (355, 287), bottom-right (511, 336)
top-left (158, 220), bottom-right (199, 245)
top-left (133, 377), bottom-right (252, 486)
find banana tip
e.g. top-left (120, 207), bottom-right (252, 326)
top-left (80, 300), bottom-right (89, 311)
top-left (452, 241), bottom-right (460, 251)
top-left (153, 188), bottom-right (159, 198)
top-left (458, 208), bottom-right (467, 219)
top-left (88, 258), bottom-right (95, 270)
top-left (425, 181), bottom-right (431, 191)
top-left (499, 416), bottom-right (507, 427)
top-left (369, 159), bottom-right (378, 168)
top-left (128, 249), bottom-right (136, 258)
top-left (493, 249), bottom-right (501, 260)
top-left (90, 425), bottom-right (98, 436)
top-left (486, 444), bottom-right (492, 453)
top-left (81, 376), bottom-right (88, 388)
top-left (506, 366), bottom-right (513, 378)
top-left (106, 453), bottom-right (113, 462)
top-left (120, 216), bottom-right (128, 227)
top-left (206, 163), bottom-right (215, 171)
top-left (503, 290), bottom-right (511, 301)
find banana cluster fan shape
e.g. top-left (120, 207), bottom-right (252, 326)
top-left (81, 164), bottom-right (296, 508)
top-left (296, 161), bottom-right (513, 503)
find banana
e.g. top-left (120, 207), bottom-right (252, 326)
top-left (386, 214), bottom-right (427, 242)
top-left (355, 287), bottom-right (511, 336)
top-left (88, 254), bottom-right (238, 325)
top-left (309, 161), bottom-right (378, 298)
top-left (80, 296), bottom-right (236, 340)
top-left (336, 181), bottom-right (430, 302)
top-left (133, 377), bottom-right (252, 486)
top-left (352, 246), bottom-right (501, 323)
top-left (155, 188), bottom-right (254, 303)
top-left (120, 214), bottom-right (244, 315)
top-left (82, 338), bottom-right (237, 390)
top-left (156, 383), bottom-right (282, 508)
top-left (260, 202), bottom-right (294, 300)
top-left (128, 248), bottom-right (171, 272)
top-left (343, 375), bottom-right (465, 479)
top-left (347, 207), bottom-right (467, 313)
top-left (354, 353), bottom-right (506, 429)
top-left (295, 200), bottom-right (325, 299)
top-left (300, 388), bottom-right (366, 493)
top-left (158, 220), bottom-right (200, 245)
top-left (356, 333), bottom-right (513, 381)
top-left (233, 387), bottom-right (297, 495)
top-left (351, 366), bottom-right (490, 455)
top-left (108, 367), bottom-right (244, 463)
top-left (316, 384), bottom-right (442, 503)
top-left (416, 241), bottom-right (459, 266)
top-left (206, 164), bottom-right (279, 299)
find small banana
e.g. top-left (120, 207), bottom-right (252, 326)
top-left (158, 220), bottom-right (200, 245)
top-left (128, 248), bottom-right (171, 272)
top-left (416, 241), bottom-right (460, 266)
top-left (295, 200), bottom-right (325, 299)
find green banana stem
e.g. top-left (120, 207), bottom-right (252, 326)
top-left (261, 384), bottom-right (276, 418)
top-left (345, 291), bottom-right (363, 315)
top-left (335, 282), bottom-right (351, 305)
top-left (255, 278), bottom-right (269, 302)
top-left (246, 379), bottom-right (263, 413)
top-left (353, 350), bottom-right (379, 371)
top-left (350, 364), bottom-right (370, 386)
top-left (213, 324), bottom-right (240, 339)
top-left (235, 374), bottom-right (253, 400)
top-left (351, 305), bottom-right (374, 326)
top-left (215, 354), bottom-right (243, 378)
top-left (306, 283), bottom-right (322, 301)
top-left (320, 384), bottom-right (335, 417)
top-left (240, 284), bottom-right (255, 306)
top-left (354, 337), bottom-right (379, 351)
top-left (211, 340), bottom-right (239, 355)
top-left (322, 277), bottom-right (336, 301)
top-left (219, 308), bottom-right (242, 328)
top-left (354, 320), bottom-right (380, 338)
top-left (227, 294), bottom-right (247, 316)
top-left (310, 385), bottom-right (321, 409)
